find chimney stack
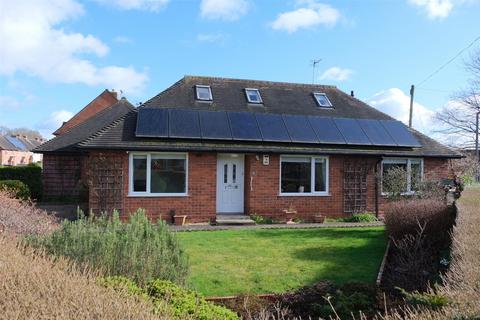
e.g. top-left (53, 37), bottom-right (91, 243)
top-left (350, 90), bottom-right (355, 97)
top-left (110, 89), bottom-right (118, 100)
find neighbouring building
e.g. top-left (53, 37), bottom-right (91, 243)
top-left (34, 76), bottom-right (461, 222)
top-left (0, 134), bottom-right (44, 166)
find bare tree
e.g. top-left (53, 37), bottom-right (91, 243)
top-left (435, 50), bottom-right (480, 149)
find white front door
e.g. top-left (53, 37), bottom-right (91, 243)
top-left (216, 154), bottom-right (244, 214)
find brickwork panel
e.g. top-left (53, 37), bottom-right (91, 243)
top-left (42, 153), bottom-right (88, 201)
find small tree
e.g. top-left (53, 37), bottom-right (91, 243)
top-left (381, 166), bottom-right (408, 200)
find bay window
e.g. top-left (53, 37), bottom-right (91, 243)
top-left (382, 158), bottom-right (423, 194)
top-left (280, 156), bottom-right (329, 195)
top-left (129, 152), bottom-right (188, 196)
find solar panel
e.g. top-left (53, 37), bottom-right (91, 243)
top-left (282, 114), bottom-right (318, 143)
top-left (136, 108), bottom-right (168, 137)
top-left (255, 113), bottom-right (291, 142)
top-left (333, 118), bottom-right (372, 145)
top-left (5, 136), bottom-right (27, 150)
top-left (308, 116), bottom-right (346, 144)
top-left (199, 110), bottom-right (232, 140)
top-left (228, 112), bottom-right (262, 141)
top-left (169, 109), bottom-right (201, 138)
top-left (380, 120), bottom-right (421, 147)
top-left (357, 119), bottom-right (397, 146)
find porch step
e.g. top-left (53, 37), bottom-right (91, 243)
top-left (216, 214), bottom-right (256, 226)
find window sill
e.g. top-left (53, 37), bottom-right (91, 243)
top-left (278, 193), bottom-right (330, 197)
top-left (127, 193), bottom-right (189, 198)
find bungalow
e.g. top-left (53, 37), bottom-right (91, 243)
top-left (34, 76), bottom-right (461, 222)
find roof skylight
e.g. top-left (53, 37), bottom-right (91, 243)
top-left (313, 93), bottom-right (333, 108)
top-left (245, 88), bottom-right (263, 104)
top-left (195, 85), bottom-right (213, 101)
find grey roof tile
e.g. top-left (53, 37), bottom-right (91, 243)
top-left (34, 99), bottom-right (135, 153)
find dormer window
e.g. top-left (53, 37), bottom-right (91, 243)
top-left (245, 88), bottom-right (263, 104)
top-left (313, 93), bottom-right (333, 108)
top-left (195, 85), bottom-right (213, 101)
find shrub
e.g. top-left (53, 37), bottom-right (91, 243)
top-left (146, 279), bottom-right (239, 320)
top-left (0, 180), bottom-right (30, 199)
top-left (397, 288), bottom-right (449, 310)
top-left (0, 165), bottom-right (42, 199)
top-left (274, 281), bottom-right (377, 319)
top-left (0, 190), bottom-right (58, 236)
top-left (100, 276), bottom-right (239, 319)
top-left (337, 213), bottom-right (378, 223)
top-left (250, 214), bottom-right (278, 224)
top-left (384, 198), bottom-right (454, 241)
top-left (0, 237), bottom-right (161, 319)
top-left (28, 209), bottom-right (188, 286)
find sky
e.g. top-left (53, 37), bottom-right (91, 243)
top-left (0, 0), bottom-right (479, 139)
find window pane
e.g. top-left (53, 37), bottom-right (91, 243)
top-left (196, 86), bottom-right (211, 100)
top-left (315, 158), bottom-right (327, 192)
top-left (281, 160), bottom-right (311, 193)
top-left (246, 89), bottom-right (261, 103)
top-left (232, 164), bottom-right (236, 183)
top-left (133, 156), bottom-right (147, 192)
top-left (382, 162), bottom-right (408, 193)
top-left (411, 161), bottom-right (422, 191)
top-left (151, 158), bottom-right (186, 193)
top-left (224, 164), bottom-right (228, 184)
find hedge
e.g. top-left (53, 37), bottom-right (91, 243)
top-left (0, 180), bottom-right (30, 199)
top-left (0, 165), bottom-right (42, 199)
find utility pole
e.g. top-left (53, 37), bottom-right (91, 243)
top-left (311, 59), bottom-right (322, 84)
top-left (476, 111), bottom-right (479, 161)
top-left (409, 85), bottom-right (415, 128)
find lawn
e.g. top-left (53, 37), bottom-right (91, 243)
top-left (177, 227), bottom-right (386, 296)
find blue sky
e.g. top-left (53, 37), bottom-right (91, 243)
top-left (1, 0), bottom-right (479, 139)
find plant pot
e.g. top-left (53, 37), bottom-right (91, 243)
top-left (173, 215), bottom-right (187, 226)
top-left (314, 215), bottom-right (325, 223)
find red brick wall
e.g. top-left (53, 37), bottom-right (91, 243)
top-left (424, 157), bottom-right (453, 180)
top-left (121, 152), bottom-right (217, 223)
top-left (53, 90), bottom-right (118, 136)
top-left (42, 153), bottom-right (88, 201)
top-left (245, 154), bottom-right (380, 221)
top-left (85, 151), bottom-right (454, 223)
top-left (377, 157), bottom-right (453, 214)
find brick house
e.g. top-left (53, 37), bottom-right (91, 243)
top-left (34, 76), bottom-right (461, 222)
top-left (0, 135), bottom-right (44, 166)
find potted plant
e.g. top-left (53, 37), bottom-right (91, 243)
top-left (283, 204), bottom-right (297, 224)
top-left (313, 214), bottom-right (325, 223)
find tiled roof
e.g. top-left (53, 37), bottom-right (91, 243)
top-left (142, 76), bottom-right (395, 119)
top-left (34, 99), bottom-right (135, 153)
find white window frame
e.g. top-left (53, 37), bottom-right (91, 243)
top-left (245, 88), bottom-right (263, 104)
top-left (313, 92), bottom-right (333, 108)
top-left (195, 85), bottom-right (213, 101)
top-left (279, 155), bottom-right (329, 197)
top-left (128, 152), bottom-right (189, 197)
top-left (381, 158), bottom-right (424, 195)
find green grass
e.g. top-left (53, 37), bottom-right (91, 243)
top-left (177, 227), bottom-right (386, 296)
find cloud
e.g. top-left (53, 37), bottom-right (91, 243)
top-left (319, 67), bottom-right (353, 82)
top-left (113, 36), bottom-right (133, 44)
top-left (0, 0), bottom-right (148, 95)
top-left (271, 1), bottom-right (341, 33)
top-left (200, 0), bottom-right (249, 21)
top-left (0, 96), bottom-right (22, 109)
top-left (367, 88), bottom-right (435, 134)
top-left (408, 0), bottom-right (454, 19)
top-left (36, 110), bottom-right (74, 138)
top-left (197, 32), bottom-right (228, 44)
top-left (94, 0), bottom-right (169, 11)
